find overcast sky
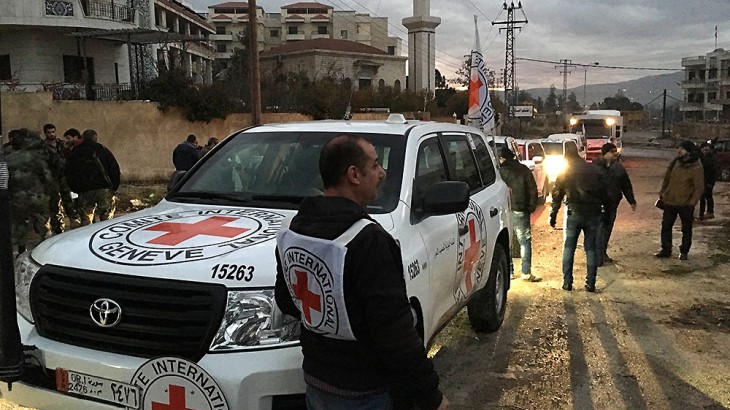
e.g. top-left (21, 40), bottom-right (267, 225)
top-left (185, 0), bottom-right (729, 89)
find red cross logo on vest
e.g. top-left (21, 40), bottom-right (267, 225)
top-left (292, 270), bottom-right (322, 324)
top-left (462, 218), bottom-right (480, 292)
top-left (144, 216), bottom-right (250, 246)
top-left (152, 384), bottom-right (194, 410)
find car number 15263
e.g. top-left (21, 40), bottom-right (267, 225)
top-left (211, 263), bottom-right (255, 281)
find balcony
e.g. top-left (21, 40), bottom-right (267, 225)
top-left (681, 56), bottom-right (705, 67)
top-left (681, 78), bottom-right (705, 88)
top-left (311, 33), bottom-right (330, 39)
top-left (680, 102), bottom-right (703, 111)
top-left (210, 34), bottom-right (233, 41)
top-left (286, 33), bottom-right (305, 41)
top-left (215, 51), bottom-right (233, 59)
top-left (84, 0), bottom-right (136, 23)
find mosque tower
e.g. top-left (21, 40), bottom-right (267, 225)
top-left (402, 0), bottom-right (440, 95)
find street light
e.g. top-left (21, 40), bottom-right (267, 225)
top-left (583, 62), bottom-right (599, 110)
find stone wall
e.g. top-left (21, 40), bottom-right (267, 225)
top-left (0, 92), bottom-right (309, 181)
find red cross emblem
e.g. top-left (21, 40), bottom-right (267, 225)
top-left (144, 216), bottom-right (250, 246)
top-left (462, 218), bottom-right (481, 292)
top-left (152, 384), bottom-right (195, 410)
top-left (292, 270), bottom-right (321, 324)
top-left (468, 76), bottom-right (483, 109)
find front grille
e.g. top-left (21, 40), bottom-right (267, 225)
top-left (30, 265), bottom-right (227, 362)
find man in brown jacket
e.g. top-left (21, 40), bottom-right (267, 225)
top-left (655, 141), bottom-right (704, 260)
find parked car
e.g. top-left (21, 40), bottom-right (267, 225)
top-left (712, 138), bottom-right (730, 181)
top-left (539, 137), bottom-right (582, 199)
top-left (546, 133), bottom-right (587, 160)
top-left (4, 115), bottom-right (513, 410)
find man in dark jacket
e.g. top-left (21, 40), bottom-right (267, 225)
top-left (172, 134), bottom-right (200, 171)
top-left (593, 143), bottom-right (637, 266)
top-left (65, 129), bottom-right (121, 225)
top-left (550, 145), bottom-right (609, 292)
top-left (275, 135), bottom-right (447, 410)
top-left (698, 142), bottom-right (719, 221)
top-left (498, 147), bottom-right (541, 282)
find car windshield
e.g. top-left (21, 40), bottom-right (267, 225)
top-left (542, 142), bottom-right (564, 156)
top-left (170, 131), bottom-right (406, 213)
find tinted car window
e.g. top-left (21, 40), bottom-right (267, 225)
top-left (528, 142), bottom-right (544, 158)
top-left (542, 142), bottom-right (563, 155)
top-left (175, 131), bottom-right (406, 213)
top-left (442, 133), bottom-right (482, 192)
top-left (473, 135), bottom-right (497, 186)
top-left (414, 138), bottom-right (448, 205)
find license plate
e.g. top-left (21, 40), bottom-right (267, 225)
top-left (56, 368), bottom-right (140, 409)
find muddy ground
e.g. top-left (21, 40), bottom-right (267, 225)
top-left (431, 151), bottom-right (730, 409)
top-left (2, 138), bottom-right (729, 410)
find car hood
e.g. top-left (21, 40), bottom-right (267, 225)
top-left (31, 200), bottom-right (393, 287)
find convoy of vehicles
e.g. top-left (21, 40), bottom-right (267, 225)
top-left (4, 115), bottom-right (514, 410)
top-left (538, 137), bottom-right (581, 200)
top-left (490, 136), bottom-right (547, 204)
top-left (569, 110), bottom-right (624, 161)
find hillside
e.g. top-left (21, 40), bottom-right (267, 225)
top-left (524, 71), bottom-right (683, 109)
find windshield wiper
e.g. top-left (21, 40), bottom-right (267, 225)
top-left (167, 191), bottom-right (250, 203)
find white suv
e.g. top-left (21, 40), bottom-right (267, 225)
top-left (4, 116), bottom-right (513, 410)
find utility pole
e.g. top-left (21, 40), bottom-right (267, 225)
top-left (249, 0), bottom-right (262, 125)
top-left (555, 59), bottom-right (576, 113)
top-left (492, 1), bottom-right (527, 121)
top-left (661, 89), bottom-right (667, 138)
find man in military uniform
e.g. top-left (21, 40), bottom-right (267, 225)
top-left (6, 129), bottom-right (55, 253)
top-left (43, 123), bottom-right (79, 232)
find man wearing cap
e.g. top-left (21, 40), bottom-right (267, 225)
top-left (655, 141), bottom-right (704, 260)
top-left (498, 147), bottom-right (541, 282)
top-left (593, 143), bottom-right (637, 266)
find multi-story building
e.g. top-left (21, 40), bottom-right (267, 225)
top-left (207, 1), bottom-right (402, 66)
top-left (680, 48), bottom-right (730, 121)
top-left (0, 0), bottom-right (214, 100)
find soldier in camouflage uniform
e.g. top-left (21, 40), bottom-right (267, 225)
top-left (6, 129), bottom-right (54, 253)
top-left (66, 129), bottom-right (120, 225)
top-left (43, 124), bottom-right (79, 233)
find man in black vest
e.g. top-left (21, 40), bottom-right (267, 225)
top-left (275, 135), bottom-right (447, 410)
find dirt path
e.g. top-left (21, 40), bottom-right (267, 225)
top-left (431, 154), bottom-right (730, 409)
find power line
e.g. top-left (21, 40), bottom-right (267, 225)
top-left (517, 57), bottom-right (681, 71)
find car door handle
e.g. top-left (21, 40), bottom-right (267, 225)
top-left (489, 208), bottom-right (499, 218)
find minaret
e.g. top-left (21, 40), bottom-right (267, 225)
top-left (402, 0), bottom-right (440, 95)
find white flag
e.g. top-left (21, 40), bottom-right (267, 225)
top-left (467, 16), bottom-right (495, 131)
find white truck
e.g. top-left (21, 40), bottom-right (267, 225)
top-left (3, 116), bottom-right (513, 410)
top-left (569, 110), bottom-right (624, 161)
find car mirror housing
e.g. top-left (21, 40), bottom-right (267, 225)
top-left (422, 181), bottom-right (470, 215)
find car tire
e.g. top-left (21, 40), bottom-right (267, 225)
top-left (467, 244), bottom-right (509, 333)
top-left (510, 230), bottom-right (521, 258)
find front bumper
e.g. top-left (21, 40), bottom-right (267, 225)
top-left (0, 317), bottom-right (306, 410)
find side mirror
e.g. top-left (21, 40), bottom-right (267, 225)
top-left (422, 181), bottom-right (470, 215)
top-left (532, 155), bottom-right (543, 164)
top-left (167, 170), bottom-right (187, 192)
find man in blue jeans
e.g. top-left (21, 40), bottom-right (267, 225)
top-left (498, 147), bottom-right (541, 282)
top-left (549, 146), bottom-right (609, 292)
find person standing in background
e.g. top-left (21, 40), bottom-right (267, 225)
top-left (698, 142), bottom-right (719, 221)
top-left (655, 141), bottom-right (704, 261)
top-left (65, 129), bottom-right (120, 225)
top-left (173, 134), bottom-right (200, 171)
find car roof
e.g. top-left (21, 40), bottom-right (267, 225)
top-left (241, 118), bottom-right (488, 140)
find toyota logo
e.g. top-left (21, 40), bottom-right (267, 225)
top-left (89, 298), bottom-right (122, 328)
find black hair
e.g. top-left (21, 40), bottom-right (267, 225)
top-left (82, 129), bottom-right (98, 142)
top-left (319, 135), bottom-right (370, 189)
top-left (187, 134), bottom-right (197, 143)
top-left (64, 128), bottom-right (81, 138)
top-left (43, 123), bottom-right (56, 132)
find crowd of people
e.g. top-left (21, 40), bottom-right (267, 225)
top-left (2, 125), bottom-right (120, 254)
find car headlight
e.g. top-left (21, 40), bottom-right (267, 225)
top-left (544, 156), bottom-right (567, 182)
top-left (15, 251), bottom-right (41, 323)
top-left (209, 289), bottom-right (300, 351)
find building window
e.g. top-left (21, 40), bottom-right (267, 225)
top-left (216, 26), bottom-right (226, 35)
top-left (317, 26), bottom-right (327, 35)
top-left (216, 42), bottom-right (227, 53)
top-left (63, 55), bottom-right (93, 83)
top-left (0, 55), bottom-right (10, 81)
top-left (359, 79), bottom-right (371, 89)
top-left (394, 79), bottom-right (401, 92)
top-left (340, 30), bottom-right (348, 39)
top-left (288, 26), bottom-right (298, 35)
top-left (378, 79), bottom-right (385, 91)
top-left (270, 29), bottom-right (279, 38)
top-left (387, 46), bottom-right (395, 55)
top-left (708, 92), bottom-right (717, 101)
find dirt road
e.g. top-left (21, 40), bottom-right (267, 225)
top-left (431, 149), bottom-right (730, 409)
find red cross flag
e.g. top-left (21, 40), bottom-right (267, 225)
top-left (467, 16), bottom-right (495, 132)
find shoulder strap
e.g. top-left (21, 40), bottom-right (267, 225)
top-left (333, 219), bottom-right (374, 246)
top-left (92, 150), bottom-right (114, 189)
